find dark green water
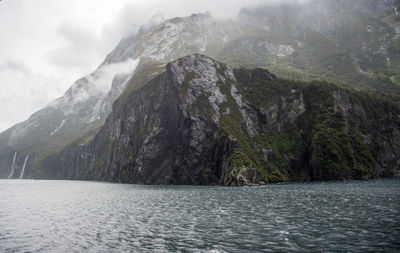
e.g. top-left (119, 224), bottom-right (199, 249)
top-left (0, 179), bottom-right (399, 252)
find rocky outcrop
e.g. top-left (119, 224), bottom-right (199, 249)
top-left (2, 0), bottom-right (400, 181)
top-left (37, 54), bottom-right (400, 185)
top-left (39, 55), bottom-right (238, 184)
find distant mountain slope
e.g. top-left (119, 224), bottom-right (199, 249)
top-left (1, 0), bottom-right (399, 180)
top-left (37, 54), bottom-right (400, 185)
top-left (108, 0), bottom-right (400, 93)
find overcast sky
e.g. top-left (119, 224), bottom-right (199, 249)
top-left (0, 0), bottom-right (309, 132)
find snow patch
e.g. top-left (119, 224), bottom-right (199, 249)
top-left (248, 40), bottom-right (295, 57)
top-left (50, 119), bottom-right (66, 136)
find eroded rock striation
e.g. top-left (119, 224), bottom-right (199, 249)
top-left (37, 54), bottom-right (400, 185)
top-left (2, 1), bottom-right (400, 182)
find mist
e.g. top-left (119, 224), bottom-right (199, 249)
top-left (0, 0), bottom-right (393, 132)
top-left (88, 58), bottom-right (139, 94)
top-left (1, 1), bottom-right (399, 251)
top-left (0, 0), bottom-right (280, 131)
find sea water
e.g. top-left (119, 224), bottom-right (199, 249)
top-left (0, 178), bottom-right (399, 252)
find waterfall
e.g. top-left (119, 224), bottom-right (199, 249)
top-left (19, 155), bottom-right (29, 179)
top-left (395, 7), bottom-right (398, 16)
top-left (7, 152), bottom-right (17, 179)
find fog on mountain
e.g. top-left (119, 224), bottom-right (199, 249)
top-left (1, 0), bottom-right (400, 252)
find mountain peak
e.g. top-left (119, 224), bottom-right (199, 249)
top-left (166, 54), bottom-right (232, 124)
top-left (167, 53), bottom-right (236, 91)
top-left (2, 2), bottom-right (400, 183)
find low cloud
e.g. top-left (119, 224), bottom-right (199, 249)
top-left (88, 58), bottom-right (139, 93)
top-left (0, 60), bottom-right (29, 73)
top-left (0, 0), bottom-right (312, 132)
top-left (46, 22), bottom-right (102, 69)
top-left (0, 58), bottom-right (65, 131)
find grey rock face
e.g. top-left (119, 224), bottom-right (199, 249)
top-left (37, 54), bottom-right (400, 185)
top-left (2, 0), bottom-right (399, 180)
top-left (40, 55), bottom-right (238, 184)
top-left (0, 57), bottom-right (139, 178)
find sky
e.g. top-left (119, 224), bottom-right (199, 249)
top-left (0, 0), bottom-right (308, 132)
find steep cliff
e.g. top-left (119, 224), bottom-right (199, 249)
top-left (2, 0), bottom-right (399, 180)
top-left (37, 54), bottom-right (400, 185)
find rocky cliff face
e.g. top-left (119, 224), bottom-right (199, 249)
top-left (107, 0), bottom-right (400, 92)
top-left (37, 54), bottom-right (400, 185)
top-left (38, 55), bottom-right (231, 184)
top-left (1, 0), bottom-right (399, 181)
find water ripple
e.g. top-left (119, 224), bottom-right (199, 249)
top-left (0, 179), bottom-right (399, 252)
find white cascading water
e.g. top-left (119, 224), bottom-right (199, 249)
top-left (19, 155), bottom-right (29, 179)
top-left (7, 152), bottom-right (17, 179)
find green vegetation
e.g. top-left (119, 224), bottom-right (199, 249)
top-left (31, 53), bottom-right (400, 184)
top-left (217, 72), bottom-right (265, 180)
top-left (210, 5), bottom-right (400, 108)
top-left (223, 68), bottom-right (400, 182)
top-left (116, 57), bottom-right (165, 109)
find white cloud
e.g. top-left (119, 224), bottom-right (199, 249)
top-left (46, 22), bottom-right (101, 69)
top-left (0, 59), bottom-right (65, 130)
top-left (0, 0), bottom-right (309, 132)
top-left (88, 58), bottom-right (140, 94)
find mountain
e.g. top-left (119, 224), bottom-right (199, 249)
top-left (36, 54), bottom-right (400, 185)
top-left (109, 0), bottom-right (400, 91)
top-left (1, 0), bottom-right (399, 182)
top-left (0, 58), bottom-right (139, 177)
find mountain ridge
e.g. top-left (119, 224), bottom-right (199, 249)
top-left (36, 54), bottom-right (400, 185)
top-left (1, 0), bottom-right (400, 183)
